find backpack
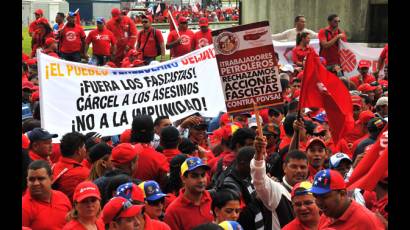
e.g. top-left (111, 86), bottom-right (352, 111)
top-left (137, 28), bottom-right (161, 57)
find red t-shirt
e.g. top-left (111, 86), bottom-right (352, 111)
top-left (318, 200), bottom-right (385, 229)
top-left (162, 149), bottom-right (181, 163)
top-left (60, 25), bottom-right (86, 53)
top-left (62, 218), bottom-right (105, 230)
top-left (86, 28), bottom-right (116, 56)
top-left (29, 21), bottom-right (38, 35)
top-left (282, 218), bottom-right (312, 230)
top-left (52, 157), bottom-right (90, 202)
top-left (144, 213), bottom-right (171, 230)
top-left (318, 26), bottom-right (347, 66)
top-left (22, 190), bottom-right (72, 230)
top-left (167, 29), bottom-right (195, 58)
top-left (137, 28), bottom-right (164, 57)
top-left (193, 29), bottom-right (213, 49)
top-left (132, 144), bottom-right (170, 182)
top-left (292, 46), bottom-right (315, 65)
top-left (164, 189), bottom-right (214, 230)
top-left (106, 16), bottom-right (138, 47)
top-left (350, 74), bottom-right (376, 88)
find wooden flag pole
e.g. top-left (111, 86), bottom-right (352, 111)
top-left (253, 103), bottom-right (263, 138)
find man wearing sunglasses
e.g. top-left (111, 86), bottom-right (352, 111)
top-left (282, 181), bottom-right (320, 230)
top-left (137, 14), bottom-right (166, 64)
top-left (164, 157), bottom-right (213, 230)
top-left (139, 180), bottom-right (168, 220)
top-left (166, 17), bottom-right (195, 59)
top-left (318, 14), bottom-right (347, 76)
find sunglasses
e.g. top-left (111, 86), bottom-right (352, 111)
top-left (292, 200), bottom-right (315, 208)
top-left (113, 200), bottom-right (133, 221)
top-left (147, 198), bottom-right (165, 206)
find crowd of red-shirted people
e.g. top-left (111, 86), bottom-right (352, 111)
top-left (23, 8), bottom-right (388, 230)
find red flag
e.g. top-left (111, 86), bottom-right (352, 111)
top-left (299, 51), bottom-right (355, 144)
top-left (348, 148), bottom-right (388, 191)
top-left (75, 9), bottom-right (81, 26)
top-left (347, 124), bottom-right (388, 185)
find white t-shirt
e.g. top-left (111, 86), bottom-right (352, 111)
top-left (271, 28), bottom-right (318, 42)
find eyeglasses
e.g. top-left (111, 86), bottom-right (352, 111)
top-left (147, 198), bottom-right (165, 206)
top-left (113, 200), bottom-right (133, 221)
top-left (292, 200), bottom-right (315, 208)
top-left (189, 172), bottom-right (206, 179)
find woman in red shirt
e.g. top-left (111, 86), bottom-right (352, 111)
top-left (292, 32), bottom-right (315, 67)
top-left (63, 181), bottom-right (105, 230)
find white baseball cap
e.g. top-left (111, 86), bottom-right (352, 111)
top-left (329, 153), bottom-right (352, 168)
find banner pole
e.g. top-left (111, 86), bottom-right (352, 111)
top-left (253, 103), bottom-right (263, 138)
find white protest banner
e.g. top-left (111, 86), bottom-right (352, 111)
top-left (37, 46), bottom-right (226, 139)
top-left (212, 21), bottom-right (283, 113)
top-left (273, 39), bottom-right (320, 66)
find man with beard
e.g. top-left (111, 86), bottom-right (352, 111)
top-left (164, 157), bottom-right (213, 230)
top-left (282, 181), bottom-right (320, 230)
top-left (311, 169), bottom-right (385, 229)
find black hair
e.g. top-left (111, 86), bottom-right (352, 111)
top-left (229, 128), bottom-right (256, 150)
top-left (280, 78), bottom-right (289, 90)
top-left (32, 102), bottom-right (41, 120)
top-left (268, 107), bottom-right (284, 117)
top-left (103, 174), bottom-right (132, 206)
top-left (285, 150), bottom-right (308, 163)
top-left (284, 113), bottom-right (297, 136)
top-left (154, 116), bottom-right (170, 127)
top-left (287, 99), bottom-right (299, 113)
top-left (178, 138), bottom-right (197, 154)
top-left (296, 31), bottom-right (309, 46)
top-left (211, 189), bottom-right (241, 216)
top-left (163, 154), bottom-right (187, 196)
top-left (327, 14), bottom-right (338, 22)
top-left (294, 15), bottom-right (305, 23)
top-left (192, 223), bottom-right (223, 230)
top-left (60, 132), bottom-right (86, 157)
top-left (303, 119), bottom-right (317, 136)
top-left (28, 160), bottom-right (52, 177)
top-left (22, 118), bottom-right (41, 133)
top-left (57, 12), bottom-right (65, 18)
top-left (236, 146), bottom-right (256, 164)
top-left (131, 115), bottom-right (155, 143)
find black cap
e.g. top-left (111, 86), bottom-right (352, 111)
top-left (88, 142), bottom-right (113, 163)
top-left (367, 117), bottom-right (386, 134)
top-left (27, 127), bottom-right (58, 142)
top-left (161, 126), bottom-right (180, 143)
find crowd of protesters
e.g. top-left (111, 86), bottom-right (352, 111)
top-left (23, 8), bottom-right (388, 230)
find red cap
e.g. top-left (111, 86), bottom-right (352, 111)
top-left (358, 83), bottom-right (377, 92)
top-left (310, 169), bottom-right (346, 195)
top-left (102, 197), bottom-right (143, 224)
top-left (351, 95), bottom-right (363, 108)
top-left (22, 133), bottom-right (30, 149)
top-left (120, 129), bottom-right (132, 143)
top-left (34, 9), bottom-right (43, 15)
top-left (306, 137), bottom-right (326, 150)
top-left (178, 16), bottom-right (188, 23)
top-left (111, 143), bottom-right (141, 165)
top-left (45, 37), bottom-right (56, 47)
top-left (73, 181), bottom-right (101, 202)
top-left (111, 8), bottom-right (121, 18)
top-left (25, 58), bottom-right (37, 66)
top-left (219, 113), bottom-right (231, 126)
top-left (355, 110), bottom-right (375, 125)
top-left (142, 14), bottom-right (153, 23)
top-left (31, 90), bottom-right (40, 102)
top-left (22, 81), bottom-right (35, 90)
top-left (358, 60), bottom-right (371, 68)
top-left (198, 17), bottom-right (209, 26)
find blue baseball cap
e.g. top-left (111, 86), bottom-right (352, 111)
top-left (96, 17), bottom-right (105, 24)
top-left (68, 11), bottom-right (76, 17)
top-left (313, 111), bottom-right (327, 123)
top-left (310, 169), bottom-right (346, 195)
top-left (27, 127), bottom-right (58, 142)
top-left (180, 157), bottom-right (210, 176)
top-left (219, 221), bottom-right (243, 230)
top-left (115, 182), bottom-right (144, 203)
top-left (138, 180), bottom-right (167, 201)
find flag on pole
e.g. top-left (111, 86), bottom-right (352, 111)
top-left (168, 13), bottom-right (180, 37)
top-left (298, 51), bottom-right (355, 144)
top-left (74, 8), bottom-right (81, 26)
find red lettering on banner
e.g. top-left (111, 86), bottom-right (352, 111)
top-left (181, 47), bottom-right (215, 65)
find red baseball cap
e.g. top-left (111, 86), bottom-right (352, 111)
top-left (198, 17), bottom-right (209, 26)
top-left (219, 113), bottom-right (231, 126)
top-left (111, 8), bottom-right (121, 19)
top-left (291, 181), bottom-right (313, 199)
top-left (45, 37), bottom-right (56, 47)
top-left (306, 137), bottom-right (326, 150)
top-left (178, 16), bottom-right (188, 23)
top-left (34, 9), bottom-right (43, 15)
top-left (357, 83), bottom-right (377, 92)
top-left (22, 81), bottom-right (35, 91)
top-left (141, 14), bottom-right (153, 23)
top-left (351, 95), bottom-right (363, 108)
top-left (73, 181), bottom-right (101, 203)
top-left (358, 60), bottom-right (371, 68)
top-left (111, 143), bottom-right (141, 165)
top-left (310, 169), bottom-right (346, 195)
top-left (102, 197), bottom-right (143, 224)
top-left (120, 129), bottom-right (132, 143)
top-left (355, 110), bottom-right (375, 125)
top-left (22, 133), bottom-right (30, 149)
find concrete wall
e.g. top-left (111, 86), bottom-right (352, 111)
top-left (92, 2), bottom-right (121, 21)
top-left (22, 0), bottom-right (69, 26)
top-left (242, 0), bottom-right (388, 42)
